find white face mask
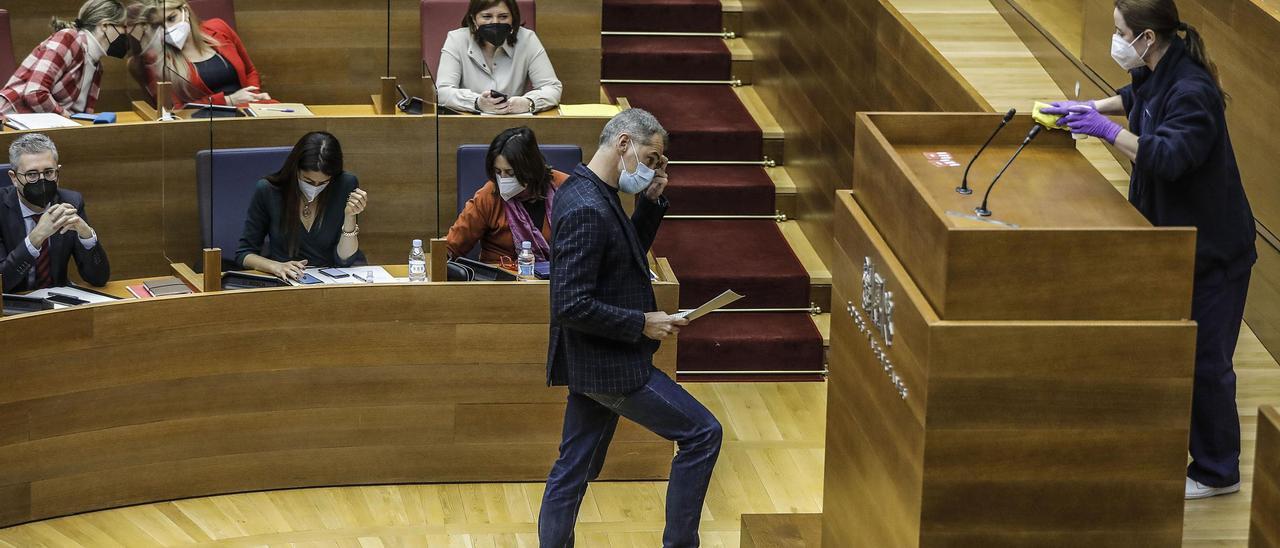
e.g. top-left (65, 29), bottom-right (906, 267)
top-left (165, 14), bottom-right (191, 49)
top-left (617, 144), bottom-right (655, 195)
top-left (298, 179), bottom-right (329, 202)
top-left (1111, 32), bottom-right (1150, 71)
top-left (497, 176), bottom-right (525, 201)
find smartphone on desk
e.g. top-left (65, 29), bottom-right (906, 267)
top-left (298, 273), bottom-right (324, 285)
top-left (319, 267), bottom-right (349, 279)
top-left (46, 292), bottom-right (89, 306)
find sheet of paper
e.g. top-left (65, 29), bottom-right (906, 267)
top-left (672, 290), bottom-right (744, 322)
top-left (558, 104), bottom-right (621, 117)
top-left (4, 113), bottom-right (82, 130)
top-left (25, 286), bottom-right (122, 305)
top-left (305, 266), bottom-right (397, 284)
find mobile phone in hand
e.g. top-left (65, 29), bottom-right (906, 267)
top-left (489, 90), bottom-right (508, 103)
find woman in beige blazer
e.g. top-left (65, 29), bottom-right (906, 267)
top-left (436, 0), bottom-right (563, 114)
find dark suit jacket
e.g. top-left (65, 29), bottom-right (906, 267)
top-left (547, 164), bottom-right (669, 394)
top-left (0, 186), bottom-right (110, 292)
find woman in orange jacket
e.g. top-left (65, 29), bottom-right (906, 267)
top-left (448, 126), bottom-right (568, 263)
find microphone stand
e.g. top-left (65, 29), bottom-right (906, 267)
top-left (975, 125), bottom-right (1043, 217)
top-left (957, 108), bottom-right (1016, 195)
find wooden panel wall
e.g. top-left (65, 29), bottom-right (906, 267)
top-left (1078, 0), bottom-right (1280, 356)
top-left (1254, 405), bottom-right (1280, 548)
top-left (0, 281), bottom-right (680, 528)
top-left (740, 0), bottom-right (990, 265)
top-left (3, 0), bottom-right (600, 109)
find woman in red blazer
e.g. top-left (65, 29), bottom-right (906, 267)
top-left (129, 0), bottom-right (272, 108)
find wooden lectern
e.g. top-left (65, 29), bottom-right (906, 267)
top-left (748, 113), bottom-right (1201, 546)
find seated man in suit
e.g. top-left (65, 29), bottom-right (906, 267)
top-left (1, 133), bottom-right (109, 292)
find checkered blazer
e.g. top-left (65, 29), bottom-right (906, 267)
top-left (546, 164), bottom-right (669, 394)
top-left (0, 29), bottom-right (101, 115)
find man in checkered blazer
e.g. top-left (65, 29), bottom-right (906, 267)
top-left (539, 109), bottom-right (722, 548)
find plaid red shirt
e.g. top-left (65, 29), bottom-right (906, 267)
top-left (0, 29), bottom-right (101, 115)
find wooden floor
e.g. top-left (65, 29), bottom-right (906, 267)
top-left (0, 324), bottom-right (1275, 547)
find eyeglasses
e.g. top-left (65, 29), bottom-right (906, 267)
top-left (12, 167), bottom-right (60, 184)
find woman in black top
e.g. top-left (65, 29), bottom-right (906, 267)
top-left (1042, 0), bottom-right (1256, 500)
top-left (236, 132), bottom-right (370, 281)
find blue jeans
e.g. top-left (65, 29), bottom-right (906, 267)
top-left (538, 368), bottom-right (722, 548)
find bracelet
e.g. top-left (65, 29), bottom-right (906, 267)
top-left (342, 224), bottom-right (359, 237)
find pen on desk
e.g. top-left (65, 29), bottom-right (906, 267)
top-left (352, 272), bottom-right (372, 283)
top-left (262, 107), bottom-right (295, 113)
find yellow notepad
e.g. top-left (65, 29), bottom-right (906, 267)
top-left (247, 103), bottom-right (314, 118)
top-left (558, 104), bottom-right (621, 117)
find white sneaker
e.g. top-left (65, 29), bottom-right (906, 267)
top-left (1185, 477), bottom-right (1241, 500)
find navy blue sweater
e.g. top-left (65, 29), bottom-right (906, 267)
top-left (1119, 37), bottom-right (1256, 275)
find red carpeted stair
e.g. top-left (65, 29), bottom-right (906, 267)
top-left (653, 220), bottom-right (809, 309)
top-left (603, 0), bottom-right (724, 33)
top-left (603, 37), bottom-right (731, 81)
top-left (662, 165), bottom-right (776, 215)
top-left (606, 85), bottom-right (762, 161)
top-left (603, 1), bottom-right (824, 378)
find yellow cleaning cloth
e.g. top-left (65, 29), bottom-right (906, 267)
top-left (1032, 101), bottom-right (1067, 131)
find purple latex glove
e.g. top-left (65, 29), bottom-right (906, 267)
top-left (1039, 100), bottom-right (1096, 117)
top-left (1061, 106), bottom-right (1123, 143)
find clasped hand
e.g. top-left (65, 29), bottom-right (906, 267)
top-left (29, 203), bottom-right (91, 247)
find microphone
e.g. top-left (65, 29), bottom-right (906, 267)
top-left (975, 124), bottom-right (1043, 217)
top-left (957, 108), bottom-right (1016, 195)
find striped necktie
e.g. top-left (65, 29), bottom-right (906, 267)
top-left (32, 214), bottom-right (53, 289)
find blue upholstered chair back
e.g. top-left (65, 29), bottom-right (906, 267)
top-left (0, 164), bottom-right (10, 188)
top-left (195, 147), bottom-right (291, 267)
top-left (455, 144), bottom-right (582, 259)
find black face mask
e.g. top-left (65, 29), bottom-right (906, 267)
top-left (106, 31), bottom-right (130, 59)
top-left (477, 23), bottom-right (513, 47)
top-left (21, 179), bottom-right (60, 209)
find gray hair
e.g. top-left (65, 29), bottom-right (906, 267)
top-left (598, 108), bottom-right (669, 149)
top-left (9, 133), bottom-right (60, 169)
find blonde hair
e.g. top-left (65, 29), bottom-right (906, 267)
top-left (50, 0), bottom-right (127, 33)
top-left (129, 0), bottom-right (224, 103)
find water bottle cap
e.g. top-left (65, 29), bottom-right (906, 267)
top-left (412, 239), bottom-right (423, 247)
top-left (522, 241), bottom-right (532, 249)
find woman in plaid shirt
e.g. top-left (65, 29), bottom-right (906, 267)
top-left (0, 0), bottom-right (132, 116)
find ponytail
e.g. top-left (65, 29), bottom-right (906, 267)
top-left (1180, 22), bottom-right (1229, 104)
top-left (49, 17), bottom-right (81, 32)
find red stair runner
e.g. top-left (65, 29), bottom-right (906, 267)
top-left (676, 313), bottom-right (825, 375)
top-left (663, 165), bottom-right (776, 215)
top-left (653, 220), bottom-right (810, 310)
top-left (603, 0), bottom-right (724, 33)
top-left (603, 1), bottom-right (824, 378)
top-left (605, 84), bottom-right (762, 161)
top-left (603, 37), bottom-right (731, 81)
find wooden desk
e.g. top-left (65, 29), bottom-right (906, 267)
top-left (1254, 406), bottom-right (1280, 547)
top-left (0, 262), bottom-right (681, 528)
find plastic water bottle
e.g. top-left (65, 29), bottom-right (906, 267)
top-left (517, 241), bottom-right (536, 281)
top-left (408, 239), bottom-right (427, 282)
